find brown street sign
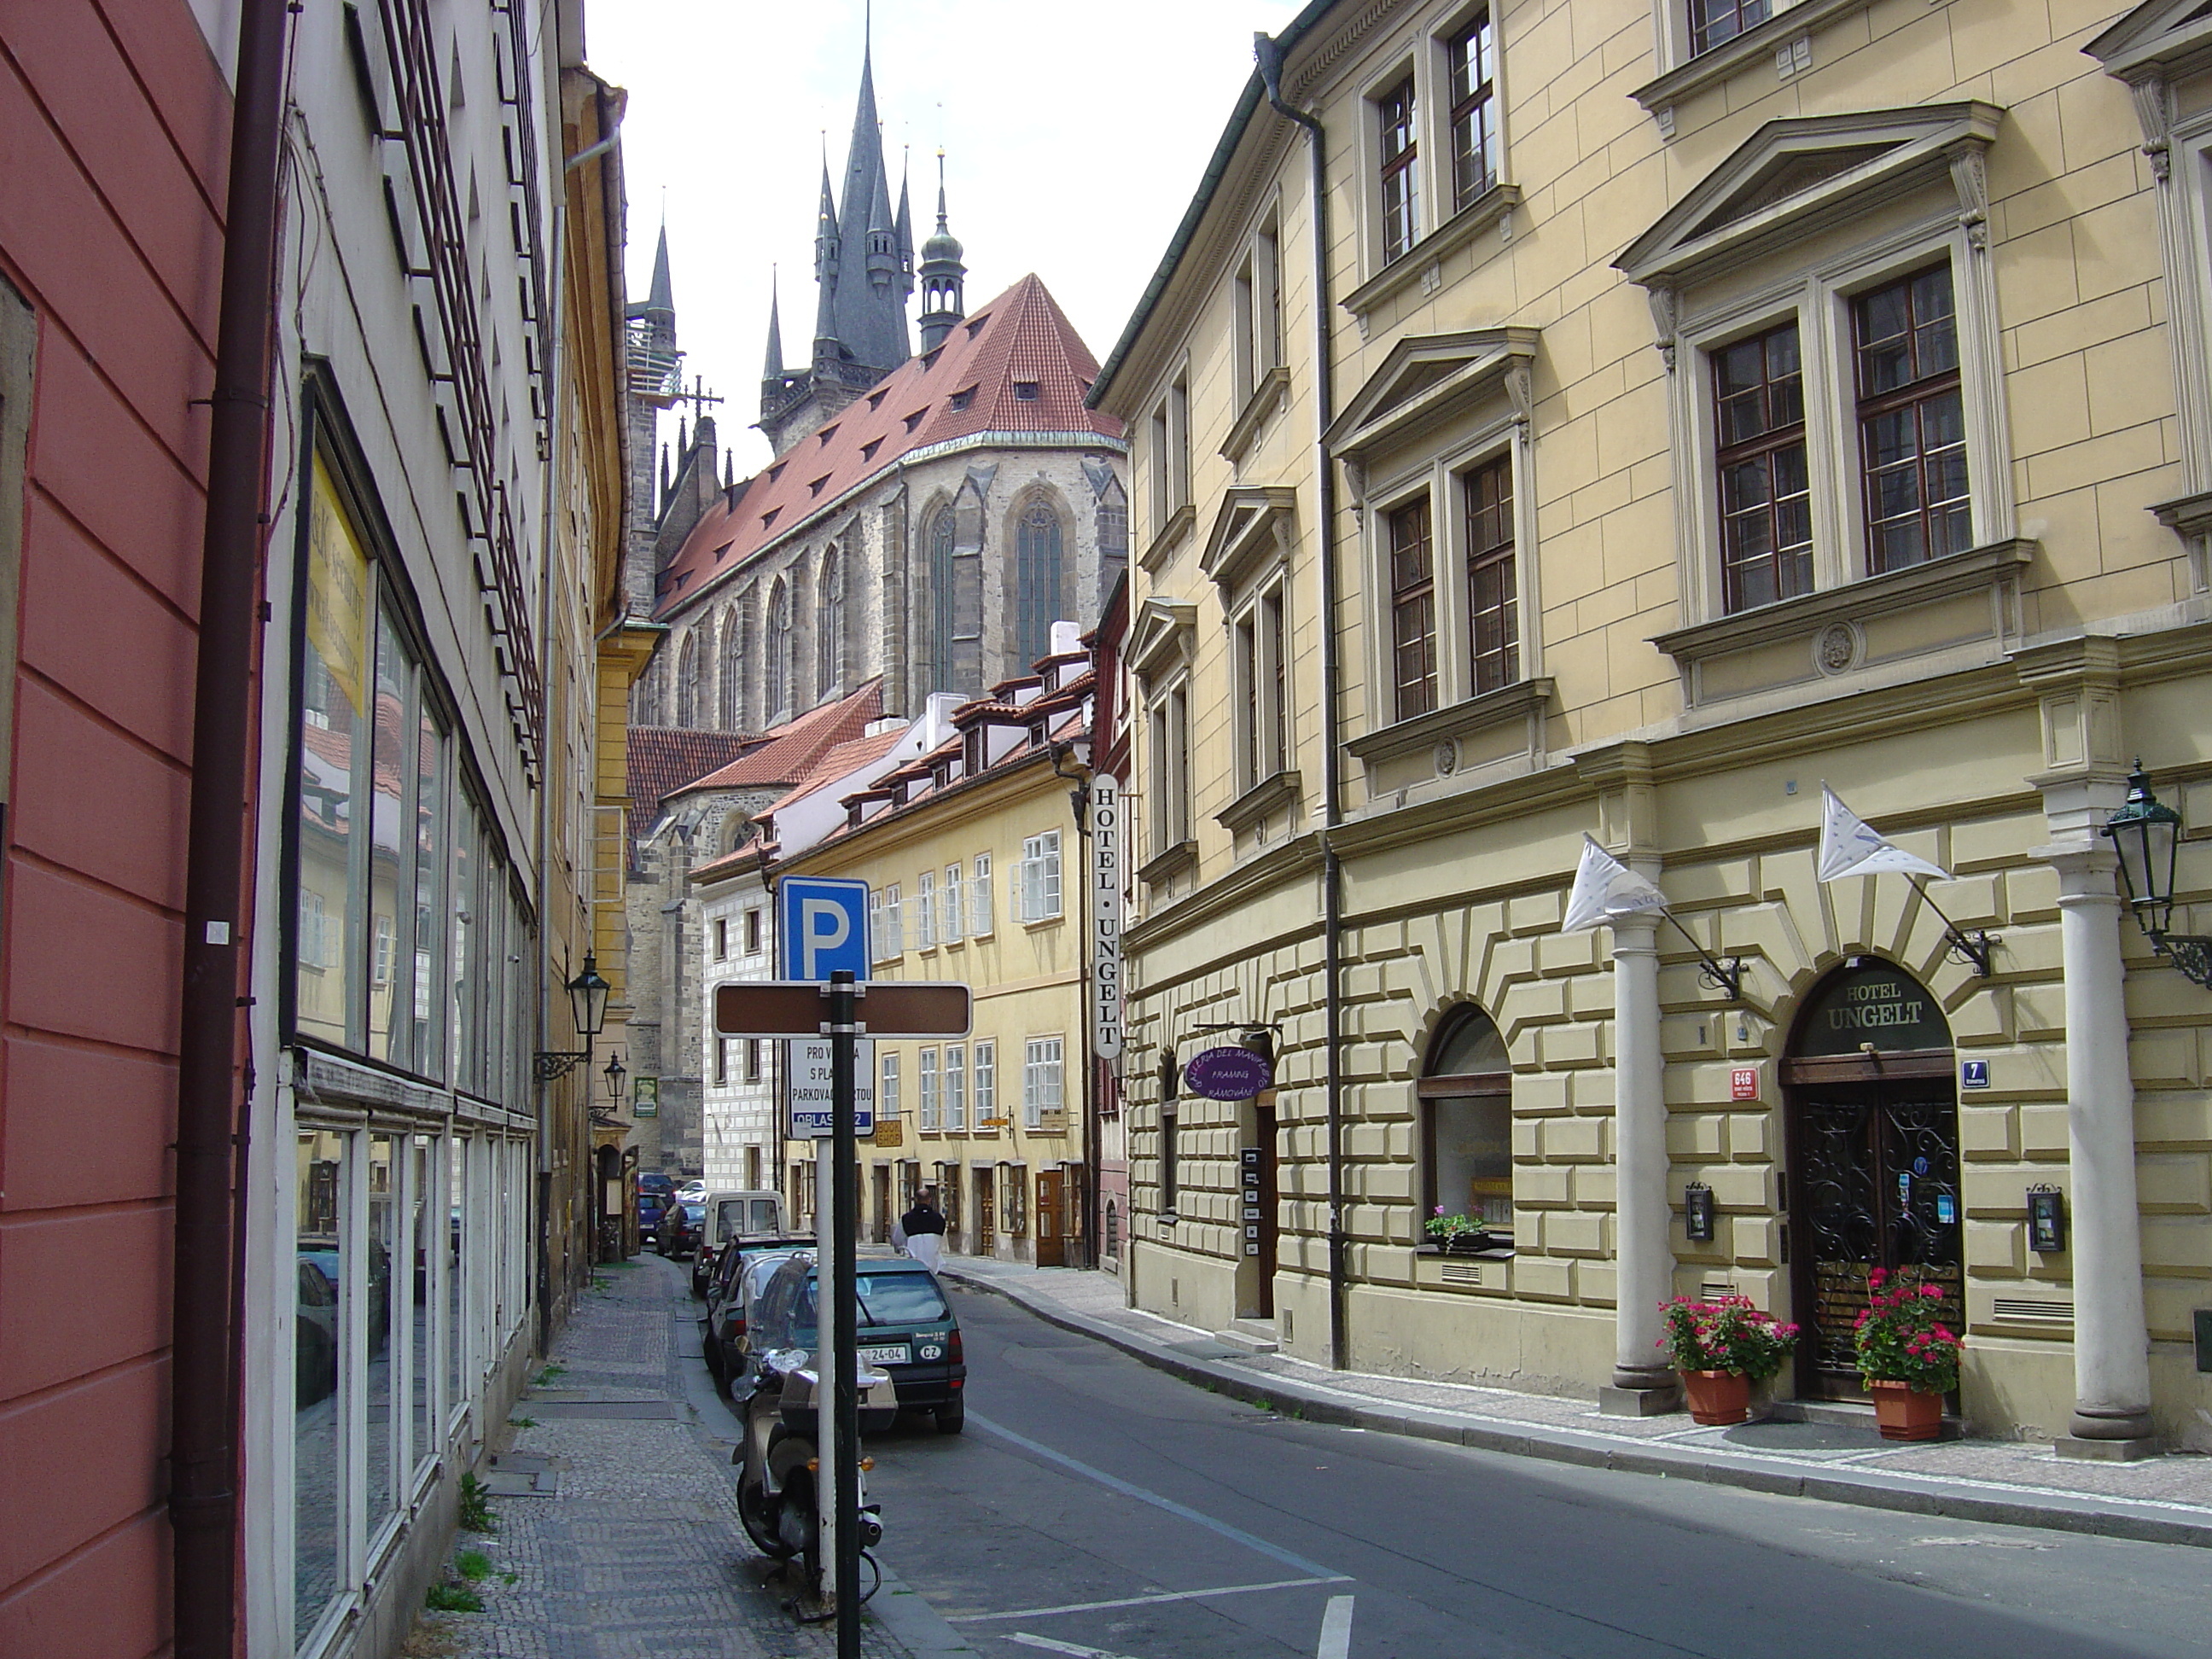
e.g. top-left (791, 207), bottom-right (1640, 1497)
top-left (715, 980), bottom-right (971, 1038)
top-left (714, 981), bottom-right (833, 1036)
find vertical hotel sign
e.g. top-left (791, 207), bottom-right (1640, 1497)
top-left (1089, 775), bottom-right (1124, 1061)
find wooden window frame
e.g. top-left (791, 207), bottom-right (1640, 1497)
top-left (1712, 318), bottom-right (1813, 614)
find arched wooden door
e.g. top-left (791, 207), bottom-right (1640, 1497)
top-left (1782, 960), bottom-right (1963, 1398)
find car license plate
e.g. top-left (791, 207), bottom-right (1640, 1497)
top-left (859, 1342), bottom-right (910, 1365)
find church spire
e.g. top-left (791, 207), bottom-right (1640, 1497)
top-left (917, 148), bottom-right (967, 352)
top-left (895, 153), bottom-right (916, 297)
top-left (647, 219), bottom-right (673, 315)
top-left (762, 268), bottom-right (785, 382)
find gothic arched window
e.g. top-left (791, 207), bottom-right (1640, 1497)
top-left (765, 579), bottom-right (793, 726)
top-left (818, 546), bottom-right (845, 697)
top-left (1015, 498), bottom-right (1067, 667)
top-left (927, 507), bottom-right (958, 689)
top-left (719, 607), bottom-right (744, 729)
top-left (674, 630), bottom-right (699, 728)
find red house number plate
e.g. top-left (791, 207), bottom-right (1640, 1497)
top-left (1730, 1068), bottom-right (1760, 1101)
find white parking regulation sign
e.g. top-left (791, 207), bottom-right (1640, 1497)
top-left (788, 1038), bottom-right (874, 1138)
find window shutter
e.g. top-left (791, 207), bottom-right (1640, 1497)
top-left (972, 854), bottom-right (993, 934)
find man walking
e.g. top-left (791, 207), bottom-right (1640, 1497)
top-left (899, 1186), bottom-right (948, 1271)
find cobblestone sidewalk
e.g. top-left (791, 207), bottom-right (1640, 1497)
top-left (406, 1256), bottom-right (916, 1659)
top-left (938, 1253), bottom-right (2212, 1547)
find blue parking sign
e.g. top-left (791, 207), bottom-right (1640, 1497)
top-left (778, 876), bottom-right (870, 981)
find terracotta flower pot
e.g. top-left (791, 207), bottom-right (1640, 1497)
top-left (1682, 1368), bottom-right (1751, 1426)
top-left (1868, 1378), bottom-right (1945, 1441)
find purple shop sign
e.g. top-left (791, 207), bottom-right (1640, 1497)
top-left (1182, 1045), bottom-right (1272, 1101)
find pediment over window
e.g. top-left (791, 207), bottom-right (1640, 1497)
top-left (1615, 103), bottom-right (2004, 293)
top-left (1324, 329), bottom-right (1538, 465)
top-left (1198, 486), bottom-right (1298, 593)
top-left (1126, 596), bottom-right (1197, 684)
top-left (2087, 0), bottom-right (2212, 85)
top-left (2087, 0), bottom-right (2212, 166)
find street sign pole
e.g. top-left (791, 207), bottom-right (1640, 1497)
top-left (827, 969), bottom-right (861, 1659)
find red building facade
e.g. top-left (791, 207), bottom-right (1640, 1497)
top-left (0, 3), bottom-right (236, 1655)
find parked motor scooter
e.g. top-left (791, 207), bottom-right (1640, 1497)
top-left (733, 1344), bottom-right (899, 1601)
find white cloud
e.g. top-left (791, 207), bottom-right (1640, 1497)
top-left (584, 0), bottom-right (1305, 475)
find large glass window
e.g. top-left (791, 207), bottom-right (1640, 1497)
top-left (410, 1133), bottom-right (437, 1476)
top-left (295, 466), bottom-right (373, 1049)
top-left (1854, 263), bottom-right (1969, 573)
top-left (366, 616), bottom-right (410, 1065)
top-left (1421, 1007), bottom-right (1513, 1242)
top-left (294, 1129), bottom-right (346, 1647)
top-left (412, 709), bottom-right (446, 1075)
top-left (1714, 321), bottom-right (1812, 613)
top-left (447, 1134), bottom-right (467, 1412)
top-left (365, 1134), bottom-right (399, 1534)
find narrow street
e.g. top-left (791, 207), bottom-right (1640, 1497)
top-left (866, 1288), bottom-right (2209, 1659)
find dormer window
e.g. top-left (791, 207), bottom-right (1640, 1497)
top-left (963, 728), bottom-right (984, 771)
top-left (921, 347), bottom-right (943, 370)
top-left (808, 474), bottom-right (831, 498)
top-left (860, 438), bottom-right (882, 462)
top-left (767, 462), bottom-right (786, 482)
top-left (904, 408), bottom-right (928, 431)
top-left (964, 313), bottom-right (990, 336)
top-left (713, 540), bottom-right (734, 562)
top-left (1013, 381), bottom-right (1040, 401)
top-left (866, 389), bottom-right (888, 410)
top-left (948, 387), bottom-right (976, 412)
top-left (817, 424), bottom-right (838, 446)
top-left (760, 508), bottom-right (780, 530)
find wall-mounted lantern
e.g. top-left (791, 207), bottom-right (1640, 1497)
top-left (537, 952), bottom-right (612, 1080)
top-left (602, 1051), bottom-right (626, 1103)
top-left (2102, 761), bottom-right (2212, 987)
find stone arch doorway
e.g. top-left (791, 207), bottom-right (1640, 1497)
top-left (1782, 958), bottom-right (1963, 1399)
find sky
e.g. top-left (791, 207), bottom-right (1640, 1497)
top-left (584, 0), bottom-right (1307, 476)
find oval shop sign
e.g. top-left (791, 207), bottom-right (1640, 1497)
top-left (1183, 1045), bottom-right (1272, 1101)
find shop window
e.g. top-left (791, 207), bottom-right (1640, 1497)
top-left (1420, 1005), bottom-right (1513, 1243)
top-left (294, 1128), bottom-right (347, 1645)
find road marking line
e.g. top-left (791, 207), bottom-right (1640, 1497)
top-left (967, 1410), bottom-right (1342, 1579)
top-left (955, 1576), bottom-right (1353, 1623)
top-left (1317, 1594), bottom-right (1354, 1659)
top-left (1007, 1634), bottom-right (1143, 1659)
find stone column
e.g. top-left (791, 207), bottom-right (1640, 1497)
top-left (1600, 911), bottom-right (1678, 1413)
top-left (2044, 841), bottom-right (2157, 1457)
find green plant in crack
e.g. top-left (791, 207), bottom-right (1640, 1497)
top-left (455, 1549), bottom-right (492, 1581)
top-left (509, 1416), bottom-right (538, 1429)
top-left (457, 1472), bottom-right (498, 1534)
top-left (533, 1364), bottom-right (567, 1385)
top-left (425, 1583), bottom-right (483, 1613)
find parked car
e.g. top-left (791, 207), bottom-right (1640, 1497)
top-left (636, 1172), bottom-right (676, 1243)
top-left (691, 1188), bottom-right (789, 1296)
top-left (676, 1179), bottom-right (707, 1202)
top-left (658, 1200), bottom-right (706, 1258)
top-left (700, 1237), bottom-right (816, 1391)
top-left (732, 1253), bottom-right (966, 1434)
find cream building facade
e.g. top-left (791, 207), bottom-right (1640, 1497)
top-left (1095, 0), bottom-right (2212, 1452)
top-left (760, 638), bottom-right (1100, 1263)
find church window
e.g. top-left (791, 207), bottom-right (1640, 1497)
top-left (674, 631), bottom-right (699, 728)
top-left (765, 579), bottom-right (793, 726)
top-left (1015, 500), bottom-right (1066, 667)
top-left (818, 548), bottom-right (845, 697)
top-left (719, 608), bottom-right (747, 728)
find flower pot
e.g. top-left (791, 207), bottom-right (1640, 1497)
top-left (1867, 1378), bottom-right (1945, 1441)
top-left (1681, 1369), bottom-right (1751, 1426)
top-left (1442, 1232), bottom-right (1494, 1256)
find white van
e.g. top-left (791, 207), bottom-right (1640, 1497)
top-left (691, 1189), bottom-right (789, 1295)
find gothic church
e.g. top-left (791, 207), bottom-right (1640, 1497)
top-left (626, 44), bottom-right (1129, 735)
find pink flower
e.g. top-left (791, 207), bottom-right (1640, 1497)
top-left (1920, 1284), bottom-right (1942, 1300)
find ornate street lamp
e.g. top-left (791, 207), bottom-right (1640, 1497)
top-left (536, 952), bottom-right (612, 1080)
top-left (2102, 762), bottom-right (2212, 987)
top-left (602, 1051), bottom-right (626, 1104)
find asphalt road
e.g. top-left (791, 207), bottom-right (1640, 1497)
top-left (864, 1285), bottom-right (2208, 1659)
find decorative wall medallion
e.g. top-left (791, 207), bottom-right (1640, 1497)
top-left (1434, 739), bottom-right (1458, 775)
top-left (1813, 621), bottom-right (1862, 677)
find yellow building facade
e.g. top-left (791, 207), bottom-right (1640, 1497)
top-left (777, 658), bottom-right (1097, 1266)
top-left (1096, 0), bottom-right (2212, 1451)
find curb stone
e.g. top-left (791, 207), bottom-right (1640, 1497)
top-left (940, 1266), bottom-right (2212, 1552)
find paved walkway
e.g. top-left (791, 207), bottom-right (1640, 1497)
top-left (407, 1254), bottom-right (964, 1659)
top-left (935, 1254), bottom-right (2212, 1549)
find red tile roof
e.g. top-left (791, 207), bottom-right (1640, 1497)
top-left (672, 681), bottom-right (883, 795)
top-left (654, 274), bottom-right (1124, 620)
top-left (692, 725), bottom-right (915, 883)
top-left (626, 729), bottom-right (760, 840)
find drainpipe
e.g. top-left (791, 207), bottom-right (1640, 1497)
top-left (172, 4), bottom-right (289, 1656)
top-left (1255, 32), bottom-right (1347, 1371)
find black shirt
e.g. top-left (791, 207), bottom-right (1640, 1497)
top-left (900, 1203), bottom-right (947, 1237)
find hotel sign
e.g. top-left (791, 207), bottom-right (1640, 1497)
top-left (1796, 963), bottom-right (1950, 1056)
top-left (1090, 774), bottom-right (1124, 1060)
